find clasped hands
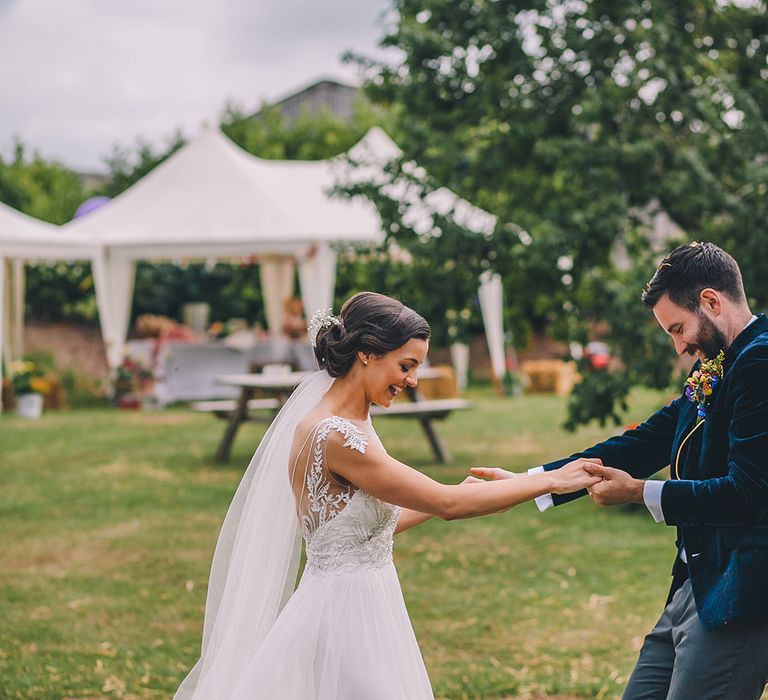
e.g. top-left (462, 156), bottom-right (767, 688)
top-left (469, 460), bottom-right (645, 506)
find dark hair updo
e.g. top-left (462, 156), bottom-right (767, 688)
top-left (313, 292), bottom-right (431, 377)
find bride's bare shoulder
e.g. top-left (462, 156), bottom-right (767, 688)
top-left (293, 409), bottom-right (335, 450)
top-left (290, 411), bottom-right (334, 480)
top-left (296, 409), bottom-right (330, 434)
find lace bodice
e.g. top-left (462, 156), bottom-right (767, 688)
top-left (295, 416), bottom-right (401, 576)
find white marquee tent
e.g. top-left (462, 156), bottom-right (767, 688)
top-left (63, 126), bottom-right (391, 370)
top-left (1, 126), bottom-right (508, 410)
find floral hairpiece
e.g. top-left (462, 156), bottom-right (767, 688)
top-left (308, 308), bottom-right (341, 348)
top-left (685, 350), bottom-right (725, 420)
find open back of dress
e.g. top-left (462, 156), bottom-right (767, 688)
top-left (290, 416), bottom-right (404, 576)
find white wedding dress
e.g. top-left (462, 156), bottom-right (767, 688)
top-left (174, 374), bottom-right (433, 700)
top-left (229, 416), bottom-right (433, 699)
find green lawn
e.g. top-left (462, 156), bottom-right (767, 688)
top-left (1, 388), bottom-right (681, 699)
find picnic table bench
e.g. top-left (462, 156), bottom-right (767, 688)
top-left (190, 398), bottom-right (281, 418)
top-left (195, 369), bottom-right (470, 464)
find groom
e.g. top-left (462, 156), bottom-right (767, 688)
top-left (474, 242), bottom-right (768, 699)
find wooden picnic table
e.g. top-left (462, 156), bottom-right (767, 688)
top-left (197, 368), bottom-right (470, 464)
top-left (207, 371), bottom-right (312, 463)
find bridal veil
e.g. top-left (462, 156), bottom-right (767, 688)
top-left (173, 370), bottom-right (334, 700)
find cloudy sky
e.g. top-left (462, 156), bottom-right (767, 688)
top-left (0, 0), bottom-right (390, 172)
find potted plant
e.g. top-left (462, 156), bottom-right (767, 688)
top-left (9, 360), bottom-right (47, 419)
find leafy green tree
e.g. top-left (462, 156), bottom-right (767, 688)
top-left (131, 261), bottom-right (268, 327)
top-left (350, 0), bottom-right (768, 426)
top-left (222, 98), bottom-right (399, 160)
top-left (99, 131), bottom-right (186, 198)
top-left (1, 141), bottom-right (85, 224)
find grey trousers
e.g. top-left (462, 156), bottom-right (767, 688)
top-left (623, 580), bottom-right (768, 700)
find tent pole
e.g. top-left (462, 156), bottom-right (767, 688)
top-left (0, 257), bottom-right (6, 414)
top-left (11, 259), bottom-right (24, 362)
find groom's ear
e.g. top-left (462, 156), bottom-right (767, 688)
top-left (699, 288), bottom-right (722, 316)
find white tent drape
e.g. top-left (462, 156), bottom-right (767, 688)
top-left (478, 271), bottom-right (506, 382)
top-left (0, 257), bottom-right (5, 412)
top-left (2, 258), bottom-right (25, 411)
top-left (92, 250), bottom-right (136, 372)
top-left (298, 243), bottom-right (338, 318)
top-left (9, 260), bottom-right (24, 362)
top-left (2, 260), bottom-right (27, 369)
top-left (2, 258), bottom-right (12, 369)
top-left (259, 256), bottom-right (296, 337)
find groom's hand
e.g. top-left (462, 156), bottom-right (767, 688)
top-left (469, 467), bottom-right (519, 480)
top-left (584, 464), bottom-right (644, 506)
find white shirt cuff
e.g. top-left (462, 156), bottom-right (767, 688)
top-left (643, 480), bottom-right (666, 523)
top-left (528, 466), bottom-right (554, 512)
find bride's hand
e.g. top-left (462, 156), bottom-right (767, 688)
top-left (469, 466), bottom-right (519, 480)
top-left (551, 458), bottom-right (604, 494)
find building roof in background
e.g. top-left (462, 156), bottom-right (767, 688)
top-left (254, 77), bottom-right (361, 123)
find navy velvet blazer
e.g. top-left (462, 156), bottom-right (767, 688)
top-left (543, 314), bottom-right (768, 630)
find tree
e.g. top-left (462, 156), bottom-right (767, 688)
top-left (0, 140), bottom-right (85, 224)
top-left (350, 0), bottom-right (768, 426)
top-left (221, 97), bottom-right (398, 160)
top-left (100, 131), bottom-right (186, 198)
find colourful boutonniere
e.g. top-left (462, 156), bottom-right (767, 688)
top-left (684, 350), bottom-right (725, 420)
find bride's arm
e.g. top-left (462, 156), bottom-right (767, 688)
top-left (395, 476), bottom-right (487, 533)
top-left (395, 509), bottom-right (432, 534)
top-left (327, 434), bottom-right (602, 520)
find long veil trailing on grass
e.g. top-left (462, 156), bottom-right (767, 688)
top-left (173, 370), bottom-right (334, 700)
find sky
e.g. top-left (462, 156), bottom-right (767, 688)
top-left (0, 0), bottom-right (391, 172)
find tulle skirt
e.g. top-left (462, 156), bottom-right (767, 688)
top-left (229, 562), bottom-right (433, 699)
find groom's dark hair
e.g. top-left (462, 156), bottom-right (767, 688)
top-left (641, 241), bottom-right (746, 311)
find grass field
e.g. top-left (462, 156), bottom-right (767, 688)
top-left (2, 387), bottom-right (687, 699)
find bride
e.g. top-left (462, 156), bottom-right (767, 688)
top-left (174, 291), bottom-right (600, 699)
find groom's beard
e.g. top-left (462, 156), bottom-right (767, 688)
top-left (690, 312), bottom-right (729, 359)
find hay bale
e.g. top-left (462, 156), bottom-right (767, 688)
top-left (393, 365), bottom-right (459, 402)
top-left (521, 360), bottom-right (578, 395)
top-left (418, 366), bottom-right (458, 399)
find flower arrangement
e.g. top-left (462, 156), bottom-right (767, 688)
top-left (208, 321), bottom-right (227, 338)
top-left (116, 356), bottom-right (153, 393)
top-left (685, 350), bottom-right (725, 420)
top-left (9, 360), bottom-right (47, 396)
